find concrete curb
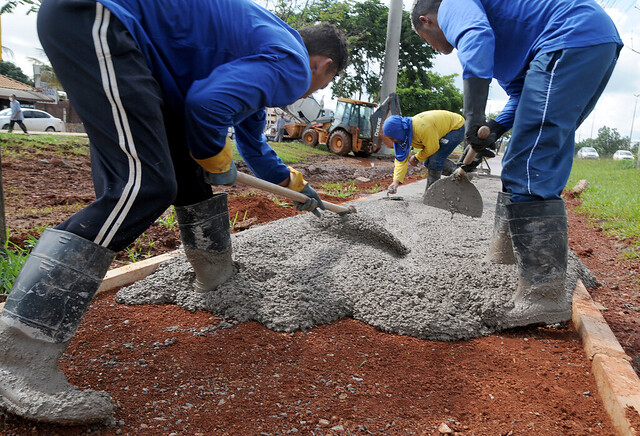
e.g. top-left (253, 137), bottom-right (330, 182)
top-left (573, 280), bottom-right (640, 435)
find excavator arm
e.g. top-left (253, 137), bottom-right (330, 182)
top-left (370, 92), bottom-right (402, 153)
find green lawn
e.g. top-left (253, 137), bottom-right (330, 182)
top-left (566, 158), bottom-right (640, 257)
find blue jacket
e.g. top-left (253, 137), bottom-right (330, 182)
top-left (438, 0), bottom-right (622, 129)
top-left (97, 0), bottom-right (311, 184)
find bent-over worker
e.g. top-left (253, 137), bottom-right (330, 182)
top-left (411, 0), bottom-right (622, 328)
top-left (0, 0), bottom-right (348, 425)
top-left (383, 110), bottom-right (464, 193)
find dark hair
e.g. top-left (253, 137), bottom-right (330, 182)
top-left (411, 0), bottom-right (442, 31)
top-left (10, 94), bottom-right (16, 98)
top-left (299, 22), bottom-right (349, 74)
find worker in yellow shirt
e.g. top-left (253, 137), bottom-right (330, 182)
top-left (383, 110), bottom-right (465, 193)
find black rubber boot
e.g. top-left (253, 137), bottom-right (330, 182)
top-left (484, 192), bottom-right (515, 264)
top-left (426, 169), bottom-right (442, 188)
top-left (0, 229), bottom-right (115, 424)
top-left (441, 159), bottom-right (457, 176)
top-left (175, 193), bottom-right (234, 292)
top-left (501, 200), bottom-right (571, 329)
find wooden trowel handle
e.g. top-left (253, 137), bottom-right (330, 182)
top-left (462, 125), bottom-right (491, 166)
top-left (235, 171), bottom-right (355, 215)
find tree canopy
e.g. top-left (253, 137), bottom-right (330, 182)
top-left (0, 61), bottom-right (33, 86)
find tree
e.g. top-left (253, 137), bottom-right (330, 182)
top-left (0, 61), bottom-right (33, 86)
top-left (0, 0), bottom-right (40, 14)
top-left (575, 126), bottom-right (628, 157)
top-left (396, 72), bottom-right (462, 115)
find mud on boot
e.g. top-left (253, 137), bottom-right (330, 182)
top-left (175, 193), bottom-right (234, 293)
top-left (499, 200), bottom-right (571, 329)
top-left (0, 229), bottom-right (115, 424)
top-left (484, 192), bottom-right (515, 264)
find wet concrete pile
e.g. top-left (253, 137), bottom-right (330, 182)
top-left (117, 176), bottom-right (595, 341)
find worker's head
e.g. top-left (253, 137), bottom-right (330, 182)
top-left (299, 23), bottom-right (349, 97)
top-left (383, 115), bottom-right (414, 161)
top-left (410, 0), bottom-right (453, 54)
top-left (9, 94), bottom-right (16, 101)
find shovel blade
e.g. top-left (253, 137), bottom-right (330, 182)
top-left (423, 175), bottom-right (483, 217)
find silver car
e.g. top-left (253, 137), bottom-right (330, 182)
top-left (0, 108), bottom-right (65, 132)
top-left (613, 150), bottom-right (635, 161)
top-left (576, 146), bottom-right (600, 159)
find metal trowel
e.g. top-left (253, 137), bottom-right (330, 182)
top-left (382, 189), bottom-right (404, 201)
top-left (423, 126), bottom-right (489, 218)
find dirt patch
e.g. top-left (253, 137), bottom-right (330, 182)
top-left (1, 140), bottom-right (636, 434)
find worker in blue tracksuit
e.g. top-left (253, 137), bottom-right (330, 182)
top-left (411, 0), bottom-right (622, 329)
top-left (0, 0), bottom-right (348, 425)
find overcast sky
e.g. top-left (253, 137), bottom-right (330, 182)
top-left (3, 1), bottom-right (640, 143)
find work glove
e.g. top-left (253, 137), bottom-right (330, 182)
top-left (194, 137), bottom-right (237, 185)
top-left (288, 167), bottom-right (326, 217)
top-left (457, 144), bottom-right (492, 173)
top-left (463, 77), bottom-right (492, 152)
top-left (203, 161), bottom-right (238, 186)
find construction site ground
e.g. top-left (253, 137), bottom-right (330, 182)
top-left (1, 137), bottom-right (640, 435)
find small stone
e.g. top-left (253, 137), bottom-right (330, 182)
top-left (438, 422), bottom-right (453, 434)
top-left (318, 418), bottom-right (330, 426)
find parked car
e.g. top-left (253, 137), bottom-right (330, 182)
top-left (0, 108), bottom-right (65, 132)
top-left (576, 146), bottom-right (600, 159)
top-left (612, 149), bottom-right (635, 161)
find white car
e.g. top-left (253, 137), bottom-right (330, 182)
top-left (576, 146), bottom-right (600, 159)
top-left (0, 108), bottom-right (65, 132)
top-left (612, 150), bottom-right (635, 161)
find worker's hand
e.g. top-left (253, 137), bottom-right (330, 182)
top-left (194, 137), bottom-right (237, 185)
top-left (457, 144), bottom-right (483, 173)
top-left (409, 155), bottom-right (419, 167)
top-left (202, 161), bottom-right (238, 185)
top-left (466, 125), bottom-right (494, 152)
top-left (294, 184), bottom-right (326, 217)
top-left (288, 167), bottom-right (326, 217)
top-left (387, 180), bottom-right (400, 194)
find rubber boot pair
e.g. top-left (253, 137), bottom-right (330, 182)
top-left (487, 195), bottom-right (571, 328)
top-left (0, 229), bottom-right (115, 424)
top-left (175, 193), bottom-right (234, 292)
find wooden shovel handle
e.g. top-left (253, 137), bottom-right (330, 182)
top-left (235, 171), bottom-right (355, 215)
top-left (462, 125), bottom-right (491, 166)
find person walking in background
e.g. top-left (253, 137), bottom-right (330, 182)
top-left (383, 110), bottom-right (464, 193)
top-left (410, 0), bottom-right (622, 328)
top-left (7, 94), bottom-right (28, 134)
top-left (274, 113), bottom-right (287, 142)
top-left (0, 0), bottom-right (348, 425)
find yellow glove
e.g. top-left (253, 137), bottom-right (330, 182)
top-left (287, 167), bottom-right (325, 217)
top-left (193, 136), bottom-right (233, 174)
top-left (287, 167), bottom-right (307, 192)
top-left (194, 137), bottom-right (237, 185)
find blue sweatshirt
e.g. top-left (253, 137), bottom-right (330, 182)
top-left (97, 0), bottom-right (311, 184)
top-left (438, 0), bottom-right (622, 129)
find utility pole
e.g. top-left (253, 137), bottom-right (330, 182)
top-left (377, 0), bottom-right (403, 155)
top-left (632, 93), bottom-right (640, 168)
top-left (0, 151), bottom-right (6, 256)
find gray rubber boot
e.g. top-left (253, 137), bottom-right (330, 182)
top-left (500, 200), bottom-right (571, 329)
top-left (175, 193), bottom-right (234, 292)
top-left (484, 192), bottom-right (515, 264)
top-left (0, 229), bottom-right (115, 424)
top-left (426, 170), bottom-right (442, 189)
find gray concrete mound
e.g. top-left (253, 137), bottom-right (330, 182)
top-left (117, 176), bottom-right (595, 341)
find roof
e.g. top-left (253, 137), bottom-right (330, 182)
top-left (0, 74), bottom-right (55, 103)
